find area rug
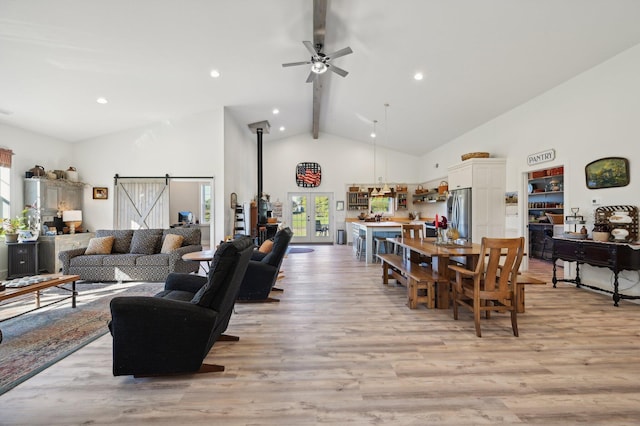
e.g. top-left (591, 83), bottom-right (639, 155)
top-left (287, 247), bottom-right (314, 254)
top-left (0, 281), bottom-right (162, 395)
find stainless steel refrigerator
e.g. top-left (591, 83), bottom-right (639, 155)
top-left (447, 188), bottom-right (472, 241)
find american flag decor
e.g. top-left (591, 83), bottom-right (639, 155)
top-left (296, 162), bottom-right (322, 187)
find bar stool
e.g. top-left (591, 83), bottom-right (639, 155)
top-left (356, 235), bottom-right (366, 260)
top-left (374, 236), bottom-right (390, 262)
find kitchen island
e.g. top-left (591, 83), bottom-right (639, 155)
top-left (351, 221), bottom-right (404, 264)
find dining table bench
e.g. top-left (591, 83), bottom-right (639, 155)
top-left (378, 253), bottom-right (447, 309)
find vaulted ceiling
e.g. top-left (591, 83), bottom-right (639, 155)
top-left (2, 0), bottom-right (640, 155)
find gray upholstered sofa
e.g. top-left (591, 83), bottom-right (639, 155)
top-left (59, 228), bottom-right (202, 282)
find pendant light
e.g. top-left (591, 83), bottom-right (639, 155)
top-left (380, 103), bottom-right (392, 195)
top-left (370, 120), bottom-right (380, 197)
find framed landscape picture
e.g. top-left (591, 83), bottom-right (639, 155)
top-left (585, 157), bottom-right (629, 189)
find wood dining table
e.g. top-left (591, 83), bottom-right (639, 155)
top-left (386, 237), bottom-right (482, 308)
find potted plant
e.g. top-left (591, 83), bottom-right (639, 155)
top-left (2, 215), bottom-right (28, 243)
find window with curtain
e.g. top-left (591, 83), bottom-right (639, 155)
top-left (0, 148), bottom-right (12, 219)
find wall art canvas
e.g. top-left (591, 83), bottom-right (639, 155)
top-left (296, 162), bottom-right (321, 187)
top-left (585, 157), bottom-right (629, 189)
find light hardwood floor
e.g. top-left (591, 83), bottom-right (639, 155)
top-left (1, 245), bottom-right (640, 425)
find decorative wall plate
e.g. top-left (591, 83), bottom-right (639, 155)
top-left (296, 162), bottom-right (321, 188)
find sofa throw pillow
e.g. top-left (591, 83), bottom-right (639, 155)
top-left (161, 234), bottom-right (184, 254)
top-left (130, 232), bottom-right (162, 255)
top-left (96, 229), bottom-right (134, 253)
top-left (258, 239), bottom-right (274, 254)
top-left (84, 236), bottom-right (115, 255)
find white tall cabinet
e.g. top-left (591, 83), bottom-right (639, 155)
top-left (447, 158), bottom-right (506, 243)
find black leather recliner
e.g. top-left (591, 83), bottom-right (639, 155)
top-left (108, 236), bottom-right (254, 376)
top-left (236, 227), bottom-right (293, 302)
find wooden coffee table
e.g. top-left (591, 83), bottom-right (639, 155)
top-left (0, 274), bottom-right (81, 344)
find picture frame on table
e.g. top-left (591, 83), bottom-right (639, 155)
top-left (93, 187), bottom-right (108, 199)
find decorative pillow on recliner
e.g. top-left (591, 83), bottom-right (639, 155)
top-left (84, 236), bottom-right (115, 255)
top-left (129, 232), bottom-right (162, 255)
top-left (161, 234), bottom-right (184, 253)
top-left (258, 239), bottom-right (274, 254)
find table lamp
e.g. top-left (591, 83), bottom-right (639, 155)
top-left (62, 210), bottom-right (82, 234)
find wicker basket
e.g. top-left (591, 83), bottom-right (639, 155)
top-left (461, 152), bottom-right (490, 161)
top-left (546, 213), bottom-right (564, 224)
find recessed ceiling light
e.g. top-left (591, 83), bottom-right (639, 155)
top-left (414, 72), bottom-right (424, 81)
top-left (279, 126), bottom-right (285, 131)
top-left (370, 132), bottom-right (376, 138)
top-left (273, 108), bottom-right (279, 115)
top-left (210, 69), bottom-right (220, 78)
top-left (96, 97), bottom-right (108, 104)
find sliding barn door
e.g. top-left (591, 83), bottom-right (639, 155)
top-left (114, 178), bottom-right (170, 229)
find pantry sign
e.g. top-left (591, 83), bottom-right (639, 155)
top-left (527, 149), bottom-right (555, 166)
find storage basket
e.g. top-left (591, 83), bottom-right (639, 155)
top-left (349, 186), bottom-right (360, 192)
top-left (545, 213), bottom-right (564, 224)
top-left (438, 181), bottom-right (448, 194)
top-left (415, 184), bottom-right (425, 194)
top-left (461, 152), bottom-right (490, 161)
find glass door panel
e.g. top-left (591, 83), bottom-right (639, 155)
top-left (288, 193), bottom-right (333, 243)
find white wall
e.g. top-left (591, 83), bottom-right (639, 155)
top-left (223, 109), bottom-right (257, 237)
top-left (71, 108), bottom-right (225, 243)
top-left (420, 43), bottom-right (640, 295)
top-left (261, 132), bottom-right (424, 230)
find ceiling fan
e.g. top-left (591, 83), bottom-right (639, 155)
top-left (282, 41), bottom-right (353, 83)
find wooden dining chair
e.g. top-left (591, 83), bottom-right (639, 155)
top-left (399, 224), bottom-right (427, 259)
top-left (448, 237), bottom-right (525, 337)
top-left (401, 224), bottom-right (424, 239)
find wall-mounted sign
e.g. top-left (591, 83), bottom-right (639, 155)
top-left (295, 162), bottom-right (321, 187)
top-left (527, 149), bottom-right (555, 166)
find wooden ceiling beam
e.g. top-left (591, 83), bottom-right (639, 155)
top-left (312, 0), bottom-right (327, 139)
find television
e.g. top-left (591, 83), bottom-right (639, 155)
top-left (178, 211), bottom-right (193, 224)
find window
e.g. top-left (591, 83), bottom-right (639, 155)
top-left (200, 183), bottom-right (211, 224)
top-left (370, 196), bottom-right (394, 215)
top-left (0, 148), bottom-right (12, 219)
top-left (1, 166), bottom-right (9, 218)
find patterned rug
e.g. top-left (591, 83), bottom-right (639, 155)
top-left (287, 247), bottom-right (314, 254)
top-left (0, 281), bottom-right (163, 395)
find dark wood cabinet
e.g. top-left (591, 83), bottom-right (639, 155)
top-left (529, 224), bottom-right (554, 260)
top-left (7, 241), bottom-right (39, 279)
top-left (552, 237), bottom-right (640, 306)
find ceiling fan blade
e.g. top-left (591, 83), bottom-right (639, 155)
top-left (303, 40), bottom-right (318, 56)
top-left (325, 46), bottom-right (353, 60)
top-left (328, 64), bottom-right (349, 78)
top-left (282, 61), bottom-right (312, 68)
top-left (306, 71), bottom-right (316, 83)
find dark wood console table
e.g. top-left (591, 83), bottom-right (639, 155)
top-left (552, 237), bottom-right (640, 306)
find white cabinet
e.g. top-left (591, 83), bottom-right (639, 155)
top-left (448, 163), bottom-right (473, 190)
top-left (447, 158), bottom-right (506, 243)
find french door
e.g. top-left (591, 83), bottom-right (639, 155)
top-left (288, 192), bottom-right (333, 243)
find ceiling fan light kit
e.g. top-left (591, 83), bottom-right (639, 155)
top-left (282, 40), bottom-right (352, 82)
top-left (311, 61), bottom-right (328, 74)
